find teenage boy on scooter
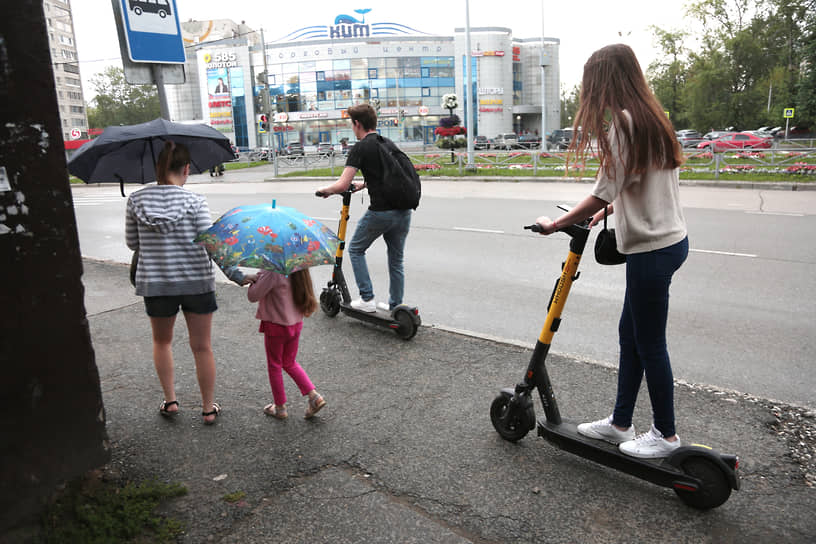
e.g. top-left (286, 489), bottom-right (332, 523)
top-left (316, 104), bottom-right (412, 313)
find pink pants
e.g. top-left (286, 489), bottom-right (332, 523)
top-left (259, 321), bottom-right (314, 406)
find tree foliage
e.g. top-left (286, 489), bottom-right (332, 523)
top-left (646, 0), bottom-right (814, 132)
top-left (86, 66), bottom-right (161, 129)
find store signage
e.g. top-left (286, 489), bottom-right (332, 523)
top-left (275, 112), bottom-right (289, 122)
top-left (277, 9), bottom-right (427, 42)
top-left (418, 106), bottom-right (429, 115)
top-left (479, 107), bottom-right (503, 112)
top-left (297, 112), bottom-right (329, 120)
top-left (471, 51), bottom-right (505, 57)
top-left (512, 46), bottom-right (520, 62)
top-left (203, 52), bottom-right (238, 69)
top-left (479, 87), bottom-right (504, 95)
top-left (272, 124), bottom-right (295, 132)
top-left (479, 99), bottom-right (503, 105)
top-left (70, 128), bottom-right (82, 139)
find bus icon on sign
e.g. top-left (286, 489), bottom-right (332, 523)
top-left (129, 0), bottom-right (172, 18)
top-left (783, 108), bottom-right (795, 118)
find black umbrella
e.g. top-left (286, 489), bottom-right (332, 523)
top-left (67, 118), bottom-right (235, 195)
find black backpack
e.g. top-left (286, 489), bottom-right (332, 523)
top-left (375, 135), bottom-right (421, 210)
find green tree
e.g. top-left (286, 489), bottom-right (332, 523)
top-left (794, 1), bottom-right (816, 124)
top-left (86, 66), bottom-right (161, 129)
top-left (647, 27), bottom-right (690, 129)
top-left (559, 84), bottom-right (580, 129)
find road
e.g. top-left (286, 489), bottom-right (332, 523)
top-left (71, 175), bottom-right (816, 408)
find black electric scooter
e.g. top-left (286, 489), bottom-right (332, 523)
top-left (315, 188), bottom-right (421, 340)
top-left (490, 206), bottom-right (740, 510)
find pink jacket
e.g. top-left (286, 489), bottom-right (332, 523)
top-left (247, 271), bottom-right (303, 326)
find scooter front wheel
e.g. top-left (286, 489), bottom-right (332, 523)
top-left (320, 287), bottom-right (342, 317)
top-left (490, 393), bottom-right (533, 442)
top-left (674, 456), bottom-right (732, 510)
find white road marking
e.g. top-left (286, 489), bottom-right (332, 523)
top-left (453, 226), bottom-right (505, 234)
top-left (745, 211), bottom-right (804, 217)
top-left (691, 248), bottom-right (757, 258)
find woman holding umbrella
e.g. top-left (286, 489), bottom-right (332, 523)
top-left (126, 141), bottom-right (243, 424)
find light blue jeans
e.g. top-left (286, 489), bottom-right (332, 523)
top-left (348, 209), bottom-right (412, 309)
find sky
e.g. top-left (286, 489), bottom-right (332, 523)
top-left (70, 0), bottom-right (693, 101)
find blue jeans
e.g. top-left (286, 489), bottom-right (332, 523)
top-left (348, 209), bottom-right (412, 308)
top-left (612, 237), bottom-right (688, 438)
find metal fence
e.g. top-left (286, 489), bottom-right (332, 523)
top-left (247, 143), bottom-right (815, 179)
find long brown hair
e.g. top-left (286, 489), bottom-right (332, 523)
top-left (156, 140), bottom-right (191, 184)
top-left (570, 44), bottom-right (684, 179)
top-left (290, 268), bottom-right (318, 317)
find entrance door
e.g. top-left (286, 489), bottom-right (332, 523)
top-left (318, 131), bottom-right (330, 143)
top-left (274, 132), bottom-right (285, 152)
top-left (423, 126), bottom-right (435, 145)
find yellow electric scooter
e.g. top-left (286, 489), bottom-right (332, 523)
top-left (490, 206), bottom-right (740, 510)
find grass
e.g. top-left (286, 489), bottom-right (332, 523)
top-left (39, 473), bottom-right (187, 544)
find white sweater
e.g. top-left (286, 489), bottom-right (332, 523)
top-left (591, 111), bottom-right (687, 254)
top-left (126, 185), bottom-right (215, 297)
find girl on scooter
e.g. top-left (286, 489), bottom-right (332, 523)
top-left (534, 43), bottom-right (688, 459)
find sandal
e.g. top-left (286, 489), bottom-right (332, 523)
top-left (202, 402), bottom-right (221, 425)
top-left (159, 400), bottom-right (179, 417)
top-left (304, 394), bottom-right (326, 419)
top-left (263, 403), bottom-right (288, 419)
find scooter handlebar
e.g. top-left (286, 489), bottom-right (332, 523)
top-left (524, 224), bottom-right (544, 233)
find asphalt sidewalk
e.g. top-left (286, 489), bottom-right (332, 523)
top-left (78, 258), bottom-right (814, 543)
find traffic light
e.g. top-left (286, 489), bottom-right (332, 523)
top-left (258, 114), bottom-right (268, 133)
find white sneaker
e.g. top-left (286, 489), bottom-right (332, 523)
top-left (577, 415), bottom-right (635, 444)
top-left (376, 302), bottom-right (391, 312)
top-left (350, 298), bottom-right (376, 312)
top-left (619, 424), bottom-right (681, 459)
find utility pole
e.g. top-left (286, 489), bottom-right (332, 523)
top-left (465, 0), bottom-right (474, 168)
top-left (260, 28), bottom-right (272, 151)
top-left (540, 0), bottom-right (547, 147)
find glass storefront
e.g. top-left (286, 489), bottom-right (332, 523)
top-left (253, 55), bottom-right (455, 147)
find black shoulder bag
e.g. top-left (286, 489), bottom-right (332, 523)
top-left (594, 207), bottom-right (626, 265)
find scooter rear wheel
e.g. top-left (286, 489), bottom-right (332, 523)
top-left (393, 308), bottom-right (419, 340)
top-left (674, 456), bottom-right (732, 510)
top-left (490, 393), bottom-right (533, 442)
top-left (320, 288), bottom-right (342, 317)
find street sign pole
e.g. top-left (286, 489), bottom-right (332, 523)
top-left (112, 0), bottom-right (186, 120)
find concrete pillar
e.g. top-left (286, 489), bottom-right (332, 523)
top-left (0, 0), bottom-right (109, 531)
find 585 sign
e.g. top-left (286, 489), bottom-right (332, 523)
top-left (204, 52), bottom-right (238, 68)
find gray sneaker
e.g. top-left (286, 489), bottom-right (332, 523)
top-left (619, 425), bottom-right (681, 459)
top-left (577, 415), bottom-right (635, 444)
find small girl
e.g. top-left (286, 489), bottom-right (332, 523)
top-left (247, 268), bottom-right (326, 419)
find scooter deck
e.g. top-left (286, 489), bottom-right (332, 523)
top-left (537, 419), bottom-right (701, 490)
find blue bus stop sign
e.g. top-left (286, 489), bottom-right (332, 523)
top-left (119, 0), bottom-right (185, 63)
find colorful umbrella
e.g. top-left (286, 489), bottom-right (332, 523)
top-left (194, 202), bottom-right (340, 276)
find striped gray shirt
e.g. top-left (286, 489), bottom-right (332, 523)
top-left (126, 184), bottom-right (215, 297)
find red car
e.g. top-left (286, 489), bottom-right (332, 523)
top-left (697, 132), bottom-right (772, 151)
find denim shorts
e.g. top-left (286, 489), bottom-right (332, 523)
top-left (143, 292), bottom-right (218, 317)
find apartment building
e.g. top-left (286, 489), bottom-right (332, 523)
top-left (43, 0), bottom-right (88, 142)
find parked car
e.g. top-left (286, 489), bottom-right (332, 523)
top-left (702, 130), bottom-right (736, 141)
top-left (493, 133), bottom-right (519, 150)
top-left (283, 142), bottom-right (304, 156)
top-left (474, 135), bottom-right (491, 150)
top-left (248, 147), bottom-right (274, 161)
top-left (696, 131), bottom-right (772, 151)
top-left (317, 142), bottom-right (335, 155)
top-left (230, 144), bottom-right (240, 161)
top-left (518, 134), bottom-right (541, 149)
top-left (675, 129), bottom-right (704, 148)
top-left (546, 128), bottom-right (574, 150)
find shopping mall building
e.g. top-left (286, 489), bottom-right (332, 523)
top-left (167, 13), bottom-right (560, 150)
